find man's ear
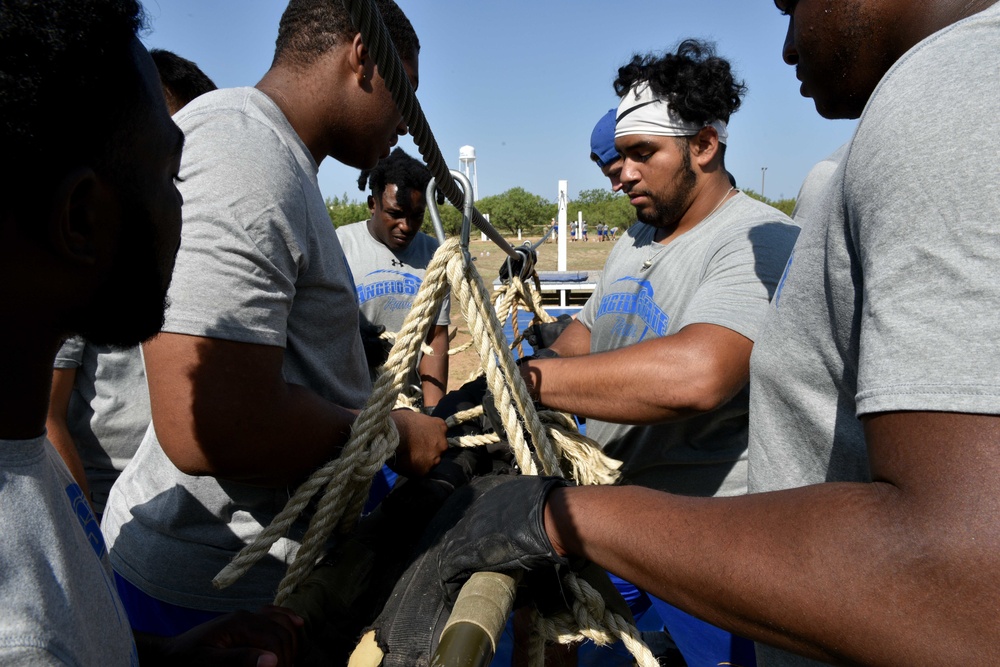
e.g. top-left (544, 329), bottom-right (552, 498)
top-left (367, 194), bottom-right (377, 215)
top-left (349, 32), bottom-right (375, 87)
top-left (47, 167), bottom-right (113, 266)
top-left (690, 126), bottom-right (721, 167)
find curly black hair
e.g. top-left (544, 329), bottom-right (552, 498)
top-left (614, 39), bottom-right (747, 125)
top-left (273, 0), bottom-right (419, 69)
top-left (150, 49), bottom-right (217, 113)
top-left (357, 147), bottom-right (434, 207)
top-left (0, 0), bottom-right (146, 202)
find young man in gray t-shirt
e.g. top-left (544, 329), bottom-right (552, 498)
top-left (522, 43), bottom-right (799, 499)
top-left (102, 0), bottom-right (448, 629)
top-left (47, 337), bottom-right (150, 517)
top-left (337, 148), bottom-right (451, 411)
top-left (0, 2), bottom-right (299, 663)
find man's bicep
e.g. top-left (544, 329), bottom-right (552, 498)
top-left (142, 333), bottom-right (286, 463)
top-left (863, 410), bottom-right (1000, 598)
top-left (650, 323), bottom-right (752, 408)
top-left (865, 411), bottom-right (1000, 499)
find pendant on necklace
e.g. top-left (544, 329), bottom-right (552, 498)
top-left (641, 258), bottom-right (653, 270)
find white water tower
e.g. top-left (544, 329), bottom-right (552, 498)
top-left (459, 145), bottom-right (479, 201)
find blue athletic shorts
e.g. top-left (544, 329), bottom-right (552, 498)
top-left (114, 572), bottom-right (224, 636)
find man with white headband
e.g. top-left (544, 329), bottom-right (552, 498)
top-left (516, 40), bottom-right (800, 666)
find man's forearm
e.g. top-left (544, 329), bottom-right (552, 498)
top-left (546, 318), bottom-right (590, 358)
top-left (419, 325), bottom-right (449, 409)
top-left (543, 478), bottom-right (1000, 665)
top-left (523, 323), bottom-right (750, 424)
top-left (46, 367), bottom-right (91, 497)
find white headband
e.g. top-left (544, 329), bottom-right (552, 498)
top-left (615, 82), bottom-right (729, 145)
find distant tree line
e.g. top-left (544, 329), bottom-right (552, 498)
top-left (327, 186), bottom-right (796, 236)
top-left (325, 193), bottom-right (369, 228)
top-left (740, 189), bottom-right (796, 217)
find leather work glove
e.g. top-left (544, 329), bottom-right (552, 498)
top-left (524, 314), bottom-right (574, 351)
top-left (366, 474), bottom-right (571, 667)
top-left (282, 447), bottom-right (493, 666)
top-left (433, 376), bottom-right (491, 440)
top-left (359, 320), bottom-right (392, 371)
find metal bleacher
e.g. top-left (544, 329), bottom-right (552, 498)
top-left (493, 270), bottom-right (600, 307)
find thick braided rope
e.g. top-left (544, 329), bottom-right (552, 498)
top-left (449, 432), bottom-right (501, 448)
top-left (494, 275), bottom-right (556, 354)
top-left (444, 405), bottom-right (484, 428)
top-left (269, 240), bottom-right (455, 603)
top-left (448, 338), bottom-right (474, 356)
top-left (446, 254), bottom-right (566, 477)
top-left (381, 330), bottom-right (434, 357)
top-left (445, 257), bottom-right (540, 475)
top-left (536, 411), bottom-right (621, 487)
top-left (527, 612), bottom-right (547, 667)
top-left (212, 240), bottom-right (454, 596)
top-left (384, 328), bottom-right (472, 357)
top-left (455, 264), bottom-right (650, 664)
top-left (488, 276), bottom-right (652, 664)
top-left (533, 574), bottom-right (658, 667)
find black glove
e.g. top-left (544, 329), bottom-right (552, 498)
top-left (436, 475), bottom-right (570, 597)
top-left (359, 321), bottom-right (392, 370)
top-left (284, 447), bottom-right (493, 665)
top-left (524, 314), bottom-right (574, 351)
top-left (368, 474), bottom-right (571, 666)
top-left (432, 376), bottom-right (491, 439)
top-left (498, 246), bottom-right (537, 285)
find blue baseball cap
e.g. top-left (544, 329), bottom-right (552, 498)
top-left (589, 108), bottom-right (620, 168)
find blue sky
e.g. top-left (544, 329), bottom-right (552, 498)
top-left (140, 0), bottom-right (856, 204)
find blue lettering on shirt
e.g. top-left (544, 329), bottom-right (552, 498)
top-left (65, 482), bottom-right (106, 559)
top-left (356, 269), bottom-right (422, 305)
top-left (773, 250), bottom-right (794, 310)
top-left (596, 276), bottom-right (669, 341)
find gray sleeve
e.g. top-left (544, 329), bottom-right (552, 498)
top-left (0, 646), bottom-right (63, 665)
top-left (163, 110), bottom-right (305, 347)
top-left (436, 292), bottom-right (451, 327)
top-left (850, 37), bottom-right (1000, 417)
top-left (676, 219), bottom-right (800, 341)
top-left (53, 335), bottom-right (86, 370)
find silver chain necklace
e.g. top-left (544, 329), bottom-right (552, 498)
top-left (641, 187), bottom-right (736, 271)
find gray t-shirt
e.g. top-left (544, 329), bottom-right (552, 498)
top-left (53, 336), bottom-right (150, 513)
top-left (337, 220), bottom-right (450, 391)
top-left (0, 436), bottom-right (137, 665)
top-left (336, 220), bottom-right (451, 332)
top-left (790, 143), bottom-right (848, 223)
top-left (578, 193), bottom-right (799, 496)
top-left (748, 5), bottom-right (1000, 665)
top-left (103, 87), bottom-right (372, 611)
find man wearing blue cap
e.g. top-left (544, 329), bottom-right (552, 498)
top-left (589, 107), bottom-right (624, 193)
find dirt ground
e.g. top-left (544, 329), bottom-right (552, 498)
top-left (445, 236), bottom-right (616, 389)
